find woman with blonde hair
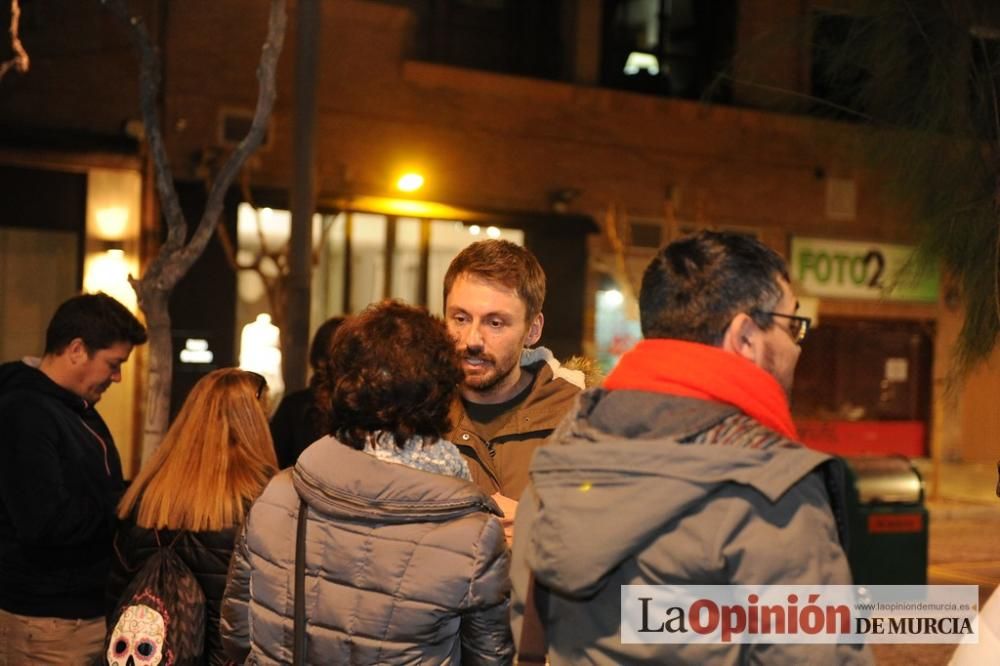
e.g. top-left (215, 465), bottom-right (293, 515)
top-left (107, 368), bottom-right (278, 665)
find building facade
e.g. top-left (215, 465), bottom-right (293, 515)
top-left (0, 0), bottom-right (993, 472)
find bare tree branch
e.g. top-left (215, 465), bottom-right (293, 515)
top-left (214, 223), bottom-right (246, 273)
top-left (99, 0), bottom-right (287, 456)
top-left (183, 0), bottom-right (285, 277)
top-left (101, 0), bottom-right (187, 288)
top-left (0, 0), bottom-right (29, 81)
top-left (602, 202), bottom-right (640, 303)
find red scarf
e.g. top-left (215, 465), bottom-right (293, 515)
top-left (603, 339), bottom-right (799, 440)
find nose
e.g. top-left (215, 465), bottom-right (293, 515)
top-left (462, 323), bottom-right (484, 351)
top-left (111, 369), bottom-right (122, 383)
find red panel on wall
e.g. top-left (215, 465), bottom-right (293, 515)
top-left (796, 420), bottom-right (926, 458)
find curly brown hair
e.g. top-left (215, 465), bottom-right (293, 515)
top-left (314, 300), bottom-right (462, 450)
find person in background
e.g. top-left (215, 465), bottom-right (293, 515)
top-left (442, 240), bottom-right (584, 541)
top-left (222, 300), bottom-right (513, 664)
top-left (0, 292), bottom-right (146, 665)
top-left (269, 316), bottom-right (346, 468)
top-left (109, 368), bottom-right (278, 666)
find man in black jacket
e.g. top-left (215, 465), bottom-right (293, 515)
top-left (0, 292), bottom-right (146, 665)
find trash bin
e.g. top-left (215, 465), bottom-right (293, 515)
top-left (842, 455), bottom-right (928, 585)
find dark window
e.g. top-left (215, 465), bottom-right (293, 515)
top-left (628, 220), bottom-right (662, 249)
top-left (810, 10), bottom-right (935, 124)
top-left (600, 0), bottom-right (736, 101)
top-left (810, 11), bottom-right (871, 120)
top-left (387, 0), bottom-right (566, 81)
top-left (0, 166), bottom-right (86, 233)
top-left (969, 29), bottom-right (1000, 141)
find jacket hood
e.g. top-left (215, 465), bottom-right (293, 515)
top-left (0, 359), bottom-right (87, 412)
top-left (520, 347), bottom-right (586, 390)
top-left (292, 436), bottom-right (501, 523)
top-left (524, 389), bottom-right (831, 598)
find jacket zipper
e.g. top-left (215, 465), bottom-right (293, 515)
top-left (455, 440), bottom-right (502, 488)
top-left (78, 417), bottom-right (111, 476)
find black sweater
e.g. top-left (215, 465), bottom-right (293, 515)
top-left (269, 386), bottom-right (326, 468)
top-left (0, 360), bottom-right (125, 618)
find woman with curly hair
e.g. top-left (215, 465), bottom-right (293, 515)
top-left (221, 300), bottom-right (513, 665)
top-left (108, 368), bottom-right (278, 665)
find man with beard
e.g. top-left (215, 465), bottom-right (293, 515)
top-left (510, 231), bottom-right (871, 664)
top-left (0, 292), bottom-right (147, 665)
top-left (443, 240), bottom-right (584, 537)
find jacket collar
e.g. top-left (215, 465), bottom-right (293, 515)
top-left (0, 359), bottom-right (89, 414)
top-left (450, 347), bottom-right (581, 437)
top-left (603, 339), bottom-right (798, 440)
top-left (293, 436), bottom-right (500, 523)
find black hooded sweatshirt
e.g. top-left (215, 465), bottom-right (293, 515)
top-left (0, 360), bottom-right (125, 619)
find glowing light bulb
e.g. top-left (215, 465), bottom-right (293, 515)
top-left (601, 289), bottom-right (624, 308)
top-left (396, 173), bottom-right (425, 192)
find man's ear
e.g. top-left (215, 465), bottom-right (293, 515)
top-left (721, 313), bottom-right (760, 364)
top-left (525, 312), bottom-right (544, 347)
top-left (63, 337), bottom-right (91, 365)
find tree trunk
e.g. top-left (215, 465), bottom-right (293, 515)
top-left (137, 287), bottom-right (172, 458)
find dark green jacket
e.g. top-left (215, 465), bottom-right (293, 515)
top-left (511, 389), bottom-right (873, 665)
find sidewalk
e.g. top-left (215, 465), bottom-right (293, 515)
top-left (873, 459), bottom-right (999, 665)
top-left (912, 458), bottom-right (1000, 592)
top-left (911, 458), bottom-right (998, 513)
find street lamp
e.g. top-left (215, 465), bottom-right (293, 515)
top-left (395, 172), bottom-right (424, 193)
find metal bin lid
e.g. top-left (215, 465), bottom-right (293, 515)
top-left (846, 455), bottom-right (923, 504)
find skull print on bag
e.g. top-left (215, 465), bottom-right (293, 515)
top-left (107, 602), bottom-right (167, 665)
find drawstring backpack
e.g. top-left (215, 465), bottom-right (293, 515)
top-left (106, 531), bottom-right (207, 666)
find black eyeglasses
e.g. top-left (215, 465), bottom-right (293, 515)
top-left (758, 312), bottom-right (812, 344)
top-left (246, 371), bottom-right (268, 399)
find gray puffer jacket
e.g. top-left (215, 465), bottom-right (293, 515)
top-left (221, 436), bottom-right (513, 665)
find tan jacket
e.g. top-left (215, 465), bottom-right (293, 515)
top-left (221, 438), bottom-right (513, 665)
top-left (448, 348), bottom-right (584, 500)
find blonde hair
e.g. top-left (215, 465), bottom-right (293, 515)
top-left (118, 368), bottom-right (278, 531)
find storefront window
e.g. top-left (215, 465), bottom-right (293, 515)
top-left (427, 221), bottom-right (523, 315)
top-left (391, 218), bottom-right (423, 303)
top-left (594, 279), bottom-right (641, 372)
top-left (235, 204), bottom-right (525, 345)
top-left (350, 213), bottom-right (388, 310)
top-left (0, 228), bottom-right (79, 359)
top-left (312, 212), bottom-right (346, 326)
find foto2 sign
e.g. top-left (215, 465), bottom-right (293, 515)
top-left (790, 237), bottom-right (939, 303)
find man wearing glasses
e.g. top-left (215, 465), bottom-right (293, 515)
top-left (510, 231), bottom-right (871, 665)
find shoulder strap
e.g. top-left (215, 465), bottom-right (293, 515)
top-left (517, 573), bottom-right (549, 666)
top-left (821, 456), bottom-right (853, 551)
top-left (292, 499), bottom-right (308, 665)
